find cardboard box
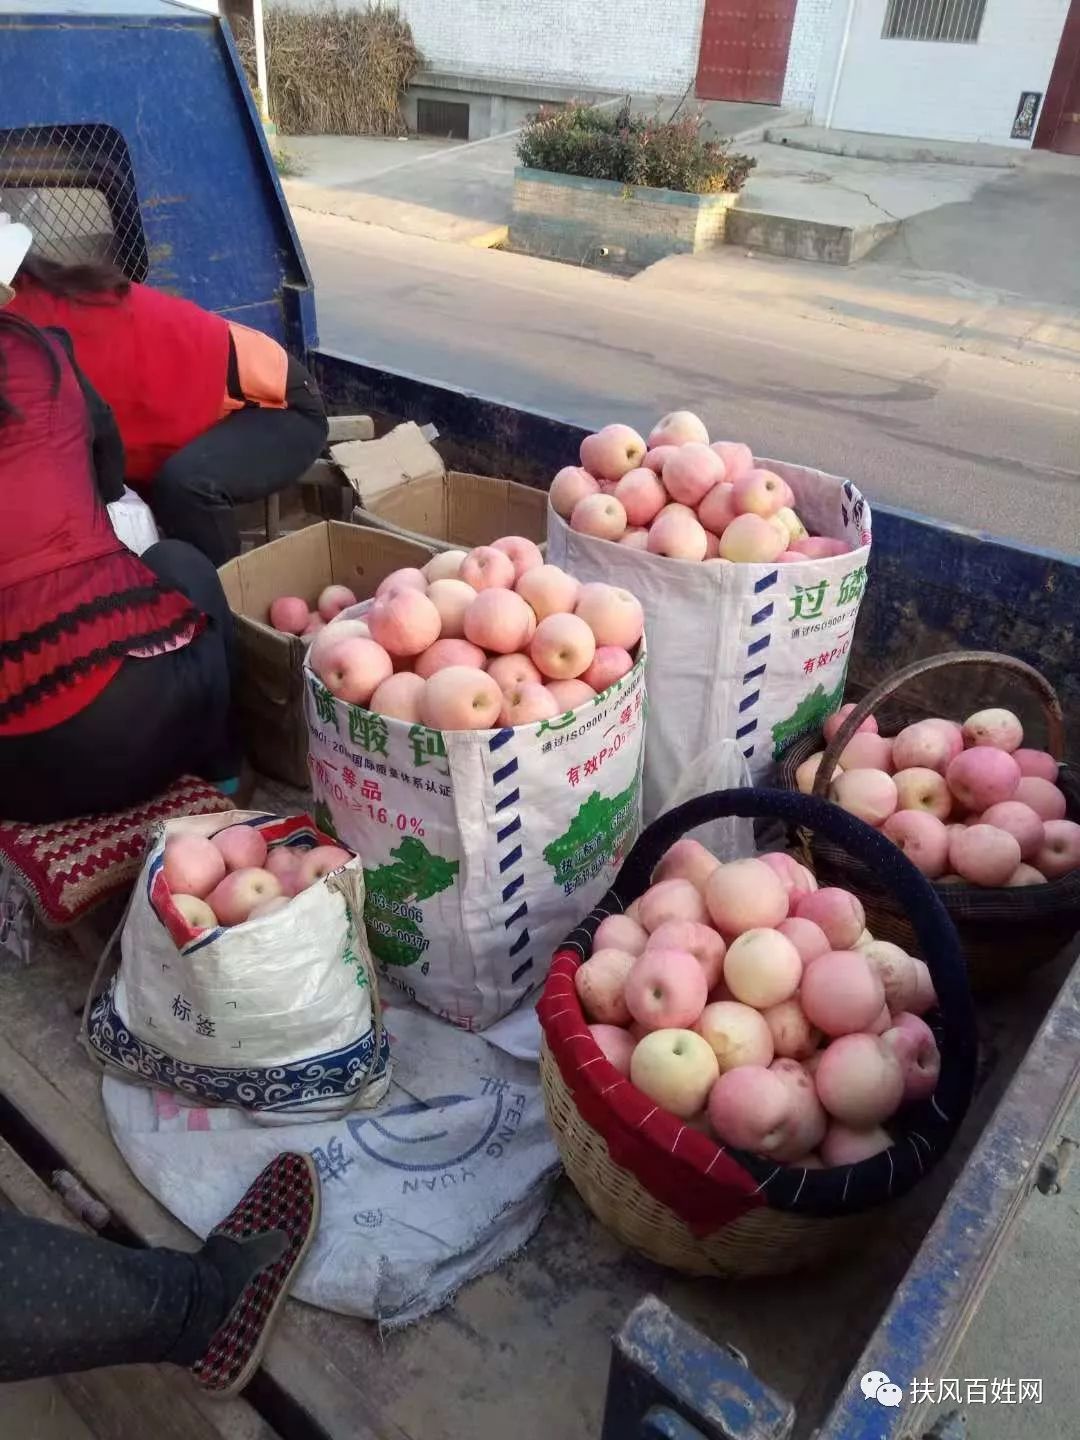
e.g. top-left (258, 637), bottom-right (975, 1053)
top-left (219, 521), bottom-right (434, 787)
top-left (334, 423), bottom-right (547, 553)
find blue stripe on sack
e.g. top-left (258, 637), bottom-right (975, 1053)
top-left (495, 787), bottom-right (521, 812)
top-left (754, 570), bottom-right (779, 593)
top-left (747, 634), bottom-right (771, 656)
top-left (504, 901), bottom-right (528, 929)
top-left (184, 928), bottom-right (223, 955)
top-left (509, 929), bottom-right (530, 956)
top-left (492, 758), bottom-right (519, 786)
top-left (743, 663), bottom-right (767, 683)
top-left (502, 874), bottom-right (525, 902)
top-left (489, 734), bottom-right (530, 982)
top-left (499, 844), bottom-right (524, 874)
top-left (497, 815), bottom-right (522, 844)
top-left (751, 601), bottom-right (774, 626)
top-left (511, 957), bottom-right (534, 984)
top-left (744, 746), bottom-right (756, 759)
top-left (738, 690), bottom-right (760, 713)
top-left (736, 720), bottom-right (757, 740)
top-left (488, 728), bottom-right (514, 752)
top-left (145, 853), bottom-right (164, 900)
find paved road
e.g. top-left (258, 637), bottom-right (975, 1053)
top-left (297, 212), bottom-right (1079, 555)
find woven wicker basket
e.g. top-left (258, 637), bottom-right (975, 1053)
top-left (538, 787), bottom-right (977, 1277)
top-left (775, 651), bottom-right (1080, 993)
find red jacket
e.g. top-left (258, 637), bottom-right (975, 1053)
top-left (7, 279), bottom-right (231, 484)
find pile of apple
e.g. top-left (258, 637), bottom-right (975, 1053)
top-left (162, 825), bottom-right (353, 931)
top-left (268, 585), bottom-right (359, 642)
top-left (301, 537), bottom-right (645, 730)
top-left (575, 839), bottom-right (941, 1168)
top-left (798, 704), bottom-right (1078, 887)
top-left (551, 410), bottom-right (855, 565)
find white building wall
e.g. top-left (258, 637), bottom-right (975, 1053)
top-left (782, 0), bottom-right (832, 109)
top-left (814, 0), bottom-right (1070, 146)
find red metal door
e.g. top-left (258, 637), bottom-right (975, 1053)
top-left (1035, 0), bottom-right (1080, 153)
top-left (695, 0), bottom-right (799, 104)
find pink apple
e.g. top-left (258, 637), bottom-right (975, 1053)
top-left (646, 920), bottom-right (726, 988)
top-left (732, 468), bottom-right (786, 518)
top-left (570, 493), bottom-right (628, 541)
top-left (296, 845), bottom-right (353, 890)
top-left (172, 893), bottom-right (219, 930)
top-left (760, 852), bottom-right (817, 900)
top-left (515, 564), bottom-right (581, 620)
top-left (647, 506), bottom-right (708, 560)
top-left (638, 878), bottom-right (710, 931)
top-left (614, 468), bottom-right (668, 526)
top-left (422, 549), bottom-right (468, 583)
top-left (269, 595), bottom-right (310, 635)
top-left (163, 834), bottom-right (227, 899)
top-left (207, 868), bottom-right (283, 926)
top-left (530, 613), bottom-right (596, 680)
top-left (620, 527), bottom-right (650, 550)
top-left (777, 917), bottom-right (830, 965)
top-left (718, 513), bottom-right (785, 563)
top-left (581, 646), bottom-right (634, 694)
top-left (460, 545), bottom-right (516, 591)
top-left (892, 766), bottom-right (951, 818)
top-left (546, 678), bottom-right (596, 710)
top-left (820, 1124), bottom-right (892, 1166)
top-left (420, 666), bottom-right (503, 730)
top-left (594, 914), bottom-right (649, 956)
top-left (367, 590), bottom-right (442, 658)
top-left (369, 671), bottom-right (426, 722)
top-left (706, 859), bottom-right (789, 934)
top-left (313, 636), bottom-right (394, 705)
top-left (414, 638), bottom-right (487, 679)
top-left (463, 588), bottom-right (536, 654)
top-left (425, 578), bottom-right (476, 638)
top-left (1006, 863), bottom-right (1048, 886)
top-left (790, 536), bottom-right (851, 559)
top-left (654, 838), bottom-right (721, 893)
top-left (589, 1024), bottom-right (636, 1077)
top-left (626, 948), bottom-right (709, 1031)
top-left (631, 1029), bottom-right (719, 1118)
top-left (908, 960), bottom-right (937, 1016)
top-left (648, 410), bottom-right (710, 448)
top-left (892, 719), bottom-right (963, 774)
top-left (795, 752), bottom-right (836, 795)
top-left (829, 769), bottom-right (899, 826)
top-left (882, 810), bottom-right (950, 878)
top-left (883, 1014), bottom-right (941, 1101)
top-left (949, 824), bottom-right (1021, 886)
top-left (979, 801), bottom-right (1044, 861)
top-left (487, 652), bottom-right (542, 692)
top-left (839, 733), bottom-right (894, 773)
top-left (962, 707), bottom-right (1023, 753)
top-left (642, 444), bottom-right (679, 475)
top-left (580, 424), bottom-right (647, 481)
top-left (697, 481), bottom-right (737, 534)
top-left (800, 950), bottom-right (885, 1037)
top-left (308, 620), bottom-right (369, 670)
top-left (762, 998), bottom-right (821, 1060)
top-left (946, 747), bottom-right (1021, 811)
top-left (1014, 777), bottom-right (1067, 821)
top-left (1013, 748), bottom-right (1059, 782)
top-left (768, 1059), bottom-right (829, 1158)
top-left (695, 1001), bottom-right (774, 1071)
top-left (707, 1065), bottom-right (805, 1158)
top-left (248, 896), bottom-right (290, 920)
top-left (575, 947), bottom-right (637, 1024)
top-left (703, 530), bottom-right (722, 559)
top-left (211, 824), bottom-right (268, 872)
top-left (662, 443), bottom-right (724, 506)
top-left (301, 616), bottom-right (326, 641)
top-left (549, 465), bottom-right (600, 518)
top-left (574, 582), bottom-right (645, 649)
top-left (499, 682), bottom-right (560, 727)
top-left (710, 440), bottom-right (754, 479)
top-left (374, 569), bottom-right (426, 601)
top-left (814, 1034), bottom-right (905, 1126)
top-left (1034, 819), bottom-right (1080, 879)
top-left (858, 940), bottom-right (919, 1012)
top-left (492, 535), bottom-right (544, 579)
top-left (265, 846), bottom-right (302, 888)
top-left (822, 703), bottom-right (878, 745)
top-left (794, 888), bottom-right (865, 948)
top-left (724, 928), bottom-right (803, 1009)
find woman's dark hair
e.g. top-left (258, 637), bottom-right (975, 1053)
top-left (0, 313), bottom-right (63, 423)
top-left (18, 253), bottom-right (130, 302)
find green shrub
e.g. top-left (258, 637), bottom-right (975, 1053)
top-left (516, 102), bottom-right (756, 195)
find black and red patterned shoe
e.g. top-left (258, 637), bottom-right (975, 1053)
top-left (191, 1152), bottom-right (319, 1396)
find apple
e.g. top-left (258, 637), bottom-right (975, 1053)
top-left (163, 834), bottom-right (227, 898)
top-left (614, 468), bottom-right (668, 526)
top-left (769, 1059), bottom-right (829, 1159)
top-left (574, 582), bottom-right (645, 649)
top-left (546, 678), bottom-right (596, 710)
top-left (487, 652), bottom-right (542, 692)
top-left (820, 1124), bottom-right (892, 1166)
top-left (795, 752), bottom-right (837, 795)
top-left (530, 613), bottom-right (596, 680)
top-left (814, 1034), bottom-right (905, 1127)
top-left (892, 718), bottom-right (963, 774)
top-left (582, 646), bottom-right (634, 694)
top-left (313, 636), bottom-right (394, 705)
top-left (710, 440), bottom-right (754, 479)
top-left (892, 766), bottom-right (951, 818)
top-left (308, 619), bottom-right (369, 670)
top-left (425, 578), bottom-right (476, 638)
top-left (492, 535), bottom-right (544, 579)
top-left (463, 588), bottom-right (536, 654)
top-left (761, 998), bottom-right (821, 1060)
top-left (374, 569), bottom-right (426, 601)
top-left (648, 411), bottom-right (710, 448)
top-left (589, 1024), bottom-right (636, 1077)
top-left (301, 616), bottom-right (326, 642)
top-left (718, 513), bottom-right (785, 563)
top-left (499, 682), bottom-right (560, 727)
top-left (979, 801), bottom-right (1044, 861)
top-left (295, 845), bottom-right (353, 890)
top-left (1013, 749), bottom-right (1059, 782)
top-left (638, 878), bottom-right (710, 931)
top-left (653, 838), bottom-right (721, 894)
top-left (695, 1000), bottom-right (775, 1070)
top-left (777, 917), bottom-right (830, 965)
top-left (369, 671), bottom-right (427, 722)
top-left (882, 810), bottom-right (950, 878)
top-left (646, 920), bottom-right (726, 988)
top-left (760, 852), bottom-right (817, 900)
top-left (949, 824), bottom-right (1021, 886)
top-left (800, 950), bottom-right (885, 1036)
top-left (859, 940), bottom-right (919, 1012)
top-left (648, 506), bottom-right (708, 561)
top-left (593, 913), bottom-right (649, 956)
top-left (794, 888), bottom-right (865, 948)
top-left (829, 769), bottom-right (899, 826)
top-left (626, 948), bottom-right (709, 1031)
top-left (822, 703), bottom-right (879, 745)
top-left (631, 1029), bottom-right (719, 1119)
top-left (1034, 819), bottom-right (1080, 879)
top-left (264, 845), bottom-right (302, 888)
top-left (662, 443), bottom-right (725, 506)
top-left (211, 824), bottom-right (268, 872)
top-left (1006, 863), bottom-right (1048, 886)
top-left (420, 666), bottom-right (503, 730)
top-left (1014, 777), bottom-right (1068, 822)
top-left (580, 424), bottom-right (647, 481)
top-left (723, 928), bottom-right (802, 1009)
top-left (642, 444), bottom-right (678, 475)
top-left (515, 564), bottom-right (581, 620)
top-left (962, 707), bottom-right (1023, 753)
top-left (570, 493), bottom-right (628, 541)
top-left (575, 947), bottom-right (637, 1024)
top-left (413, 638), bottom-right (486, 679)
top-left (706, 858), bottom-right (789, 934)
top-left (732, 468), bottom-right (786, 518)
top-left (773, 506), bottom-right (808, 544)
top-left (549, 466), bottom-right (600, 518)
top-left (946, 747), bottom-right (1021, 812)
top-left (707, 1065), bottom-right (804, 1158)
top-left (909, 960), bottom-right (937, 1016)
top-left (367, 590), bottom-right (442, 658)
top-left (883, 1014), bottom-right (941, 1101)
top-left (790, 537), bottom-right (851, 559)
top-left (207, 868), bottom-right (283, 926)
top-left (422, 549), bottom-right (468, 583)
top-left (172, 893), bottom-right (219, 930)
top-left (268, 595), bottom-right (310, 635)
top-left (460, 545), bottom-right (517, 591)
top-left (620, 527), bottom-right (650, 550)
top-left (838, 733), bottom-right (894, 773)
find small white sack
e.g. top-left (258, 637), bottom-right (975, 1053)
top-left (107, 486), bottom-right (160, 556)
top-left (305, 639), bottom-right (647, 1031)
top-left (547, 459), bottom-right (871, 819)
top-left (85, 811), bottom-right (389, 1120)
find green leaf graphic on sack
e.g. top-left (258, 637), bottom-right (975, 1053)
top-left (543, 778), bottom-right (639, 896)
top-left (363, 837), bottom-right (459, 968)
top-left (771, 676), bottom-right (847, 758)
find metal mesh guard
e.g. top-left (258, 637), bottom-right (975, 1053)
top-left (0, 123), bottom-right (149, 280)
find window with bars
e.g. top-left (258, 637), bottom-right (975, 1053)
top-left (0, 124), bottom-right (148, 280)
top-left (883, 0), bottom-right (987, 42)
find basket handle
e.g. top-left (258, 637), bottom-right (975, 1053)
top-left (811, 650), bottom-right (1064, 797)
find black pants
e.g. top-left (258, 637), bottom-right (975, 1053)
top-left (150, 355), bottom-right (328, 566)
top-left (0, 1213), bottom-right (228, 1382)
top-left (0, 541), bottom-right (240, 823)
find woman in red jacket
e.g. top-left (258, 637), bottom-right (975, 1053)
top-left (7, 252), bottom-right (328, 567)
top-left (0, 221), bottom-right (241, 821)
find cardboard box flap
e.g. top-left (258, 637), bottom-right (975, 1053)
top-left (333, 422), bottom-right (445, 506)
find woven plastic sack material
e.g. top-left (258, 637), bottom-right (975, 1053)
top-left (85, 811), bottom-right (389, 1120)
top-left (304, 641), bottom-right (647, 1031)
top-left (547, 459), bottom-right (871, 820)
top-left (103, 998), bottom-right (560, 1325)
top-left (107, 486), bottom-right (160, 555)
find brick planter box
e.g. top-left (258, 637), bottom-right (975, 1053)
top-left (509, 166), bottom-right (740, 268)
